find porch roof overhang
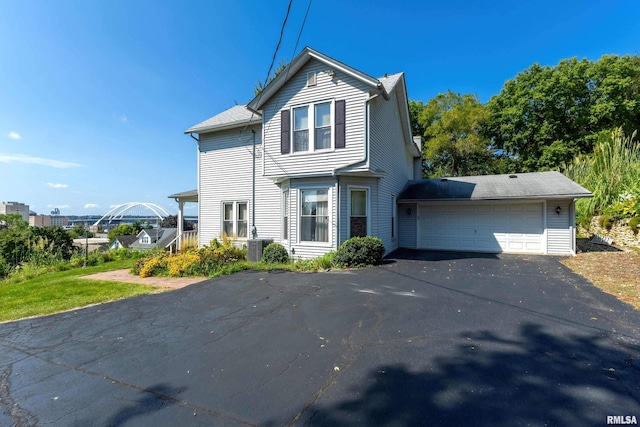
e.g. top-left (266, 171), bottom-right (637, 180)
top-left (169, 189), bottom-right (198, 203)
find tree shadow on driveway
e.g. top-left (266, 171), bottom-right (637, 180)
top-left (71, 383), bottom-right (186, 427)
top-left (291, 323), bottom-right (640, 426)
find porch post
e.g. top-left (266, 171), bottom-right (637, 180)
top-left (177, 200), bottom-right (184, 250)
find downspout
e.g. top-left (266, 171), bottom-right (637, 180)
top-left (190, 133), bottom-right (200, 246)
top-left (336, 176), bottom-right (340, 250)
top-left (251, 129), bottom-right (257, 238)
top-left (332, 93), bottom-right (378, 175)
top-left (571, 198), bottom-right (578, 256)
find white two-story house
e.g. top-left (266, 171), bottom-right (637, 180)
top-left (182, 47), bottom-right (420, 259)
top-left (178, 47), bottom-right (591, 258)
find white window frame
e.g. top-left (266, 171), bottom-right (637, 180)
top-left (290, 100), bottom-right (334, 154)
top-left (282, 190), bottom-right (289, 241)
top-left (298, 187), bottom-right (332, 246)
top-left (141, 234), bottom-right (150, 245)
top-left (347, 186), bottom-right (371, 238)
top-left (221, 201), bottom-right (249, 240)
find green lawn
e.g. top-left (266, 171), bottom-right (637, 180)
top-left (0, 259), bottom-right (156, 323)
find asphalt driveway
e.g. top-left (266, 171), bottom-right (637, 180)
top-left (1, 250), bottom-right (639, 426)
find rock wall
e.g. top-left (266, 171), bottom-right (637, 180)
top-left (579, 217), bottom-right (640, 249)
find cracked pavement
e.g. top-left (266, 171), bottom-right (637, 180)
top-left (1, 250), bottom-right (639, 426)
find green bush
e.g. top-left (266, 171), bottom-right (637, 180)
top-left (630, 217), bottom-right (640, 235)
top-left (0, 256), bottom-right (9, 279)
top-left (261, 243), bottom-right (290, 264)
top-left (334, 237), bottom-right (385, 268)
top-left (598, 214), bottom-right (614, 230)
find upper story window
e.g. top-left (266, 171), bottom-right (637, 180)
top-left (281, 100), bottom-right (345, 155)
top-left (292, 101), bottom-right (332, 153)
top-left (141, 235), bottom-right (150, 244)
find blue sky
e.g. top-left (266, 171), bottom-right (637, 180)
top-left (1, 0), bottom-right (638, 216)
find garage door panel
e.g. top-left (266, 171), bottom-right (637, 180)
top-left (419, 202), bottom-right (544, 254)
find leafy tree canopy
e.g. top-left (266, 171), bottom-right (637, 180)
top-left (416, 90), bottom-right (495, 177)
top-left (107, 224), bottom-right (137, 241)
top-left (484, 55), bottom-right (640, 171)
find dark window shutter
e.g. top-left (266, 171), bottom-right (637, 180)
top-left (335, 100), bottom-right (346, 149)
top-left (281, 110), bottom-right (290, 154)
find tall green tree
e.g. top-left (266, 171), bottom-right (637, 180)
top-left (484, 55), bottom-right (640, 171)
top-left (107, 224), bottom-right (136, 241)
top-left (418, 91), bottom-right (494, 177)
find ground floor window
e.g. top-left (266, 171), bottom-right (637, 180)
top-left (300, 189), bottom-right (329, 242)
top-left (222, 201), bottom-right (248, 239)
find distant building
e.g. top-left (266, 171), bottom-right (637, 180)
top-left (109, 235), bottom-right (138, 250)
top-left (1, 201), bottom-right (29, 222)
top-left (29, 214), bottom-right (69, 227)
top-left (130, 228), bottom-right (177, 251)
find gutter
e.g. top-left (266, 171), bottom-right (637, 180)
top-left (332, 93), bottom-right (379, 176)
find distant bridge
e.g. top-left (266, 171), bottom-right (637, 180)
top-left (92, 202), bottom-right (173, 228)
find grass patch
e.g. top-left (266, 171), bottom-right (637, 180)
top-left (0, 258), bottom-right (155, 323)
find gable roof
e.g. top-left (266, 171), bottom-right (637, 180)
top-left (398, 171), bottom-right (592, 202)
top-left (113, 235), bottom-right (137, 248)
top-left (247, 47), bottom-right (389, 112)
top-left (185, 104), bottom-right (261, 134)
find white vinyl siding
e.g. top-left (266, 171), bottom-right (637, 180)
top-left (261, 59), bottom-right (371, 177)
top-left (398, 203), bottom-right (417, 248)
top-left (198, 124), bottom-right (281, 246)
top-left (367, 85), bottom-right (415, 254)
top-left (547, 200), bottom-right (574, 255)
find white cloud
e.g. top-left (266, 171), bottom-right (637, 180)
top-left (0, 153), bottom-right (84, 168)
top-left (8, 131), bottom-right (21, 140)
top-left (84, 203), bottom-right (100, 209)
top-left (114, 113), bottom-right (128, 123)
top-left (47, 182), bottom-right (68, 188)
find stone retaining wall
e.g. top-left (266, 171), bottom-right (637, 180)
top-left (579, 217), bottom-right (640, 249)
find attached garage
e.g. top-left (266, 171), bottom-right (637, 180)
top-left (398, 172), bottom-right (592, 255)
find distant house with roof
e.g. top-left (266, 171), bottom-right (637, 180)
top-left (129, 228), bottom-right (177, 251)
top-left (109, 235), bottom-right (138, 250)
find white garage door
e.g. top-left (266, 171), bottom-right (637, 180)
top-left (418, 202), bottom-right (545, 253)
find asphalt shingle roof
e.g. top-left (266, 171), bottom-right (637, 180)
top-left (398, 171), bottom-right (592, 201)
top-left (185, 105), bottom-right (261, 134)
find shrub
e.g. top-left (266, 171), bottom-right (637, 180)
top-left (139, 254), bottom-right (168, 278)
top-left (261, 243), bottom-right (290, 264)
top-left (333, 237), bottom-right (385, 268)
top-left (630, 217), bottom-right (640, 235)
top-left (166, 252), bottom-right (201, 277)
top-left (0, 256), bottom-right (9, 279)
top-left (598, 214), bottom-right (614, 230)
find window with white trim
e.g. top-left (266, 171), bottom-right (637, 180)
top-left (141, 235), bottom-right (150, 245)
top-left (300, 189), bottom-right (329, 242)
top-left (292, 101), bottom-right (332, 153)
top-left (281, 100), bottom-right (345, 154)
top-left (222, 202), bottom-right (248, 239)
top-left (283, 190), bottom-right (289, 240)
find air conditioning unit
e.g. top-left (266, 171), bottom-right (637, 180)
top-left (247, 239), bottom-right (273, 262)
